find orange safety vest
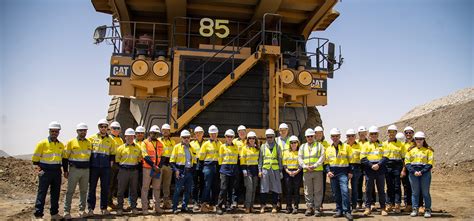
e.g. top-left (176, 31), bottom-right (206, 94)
top-left (142, 139), bottom-right (164, 169)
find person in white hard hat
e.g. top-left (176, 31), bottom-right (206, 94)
top-left (384, 125), bottom-right (405, 213)
top-left (258, 128), bottom-right (283, 214)
top-left (277, 123), bottom-right (290, 152)
top-left (107, 121), bottom-right (123, 211)
top-left (216, 129), bottom-right (240, 215)
top-left (115, 128), bottom-right (142, 216)
top-left (405, 131), bottom-right (434, 218)
top-left (325, 128), bottom-right (353, 220)
top-left (282, 135), bottom-right (302, 214)
top-left (32, 121), bottom-right (65, 220)
top-left (356, 126), bottom-right (369, 209)
top-left (232, 125), bottom-right (247, 210)
top-left (190, 126), bottom-right (205, 211)
top-left (360, 126), bottom-right (389, 216)
top-left (62, 123), bottom-right (92, 219)
top-left (141, 125), bottom-right (164, 215)
top-left (198, 125), bottom-right (222, 212)
top-left (303, 127), bottom-right (326, 216)
top-left (344, 129), bottom-right (362, 212)
top-left (170, 130), bottom-right (196, 214)
top-left (159, 123), bottom-right (175, 209)
top-left (401, 126), bottom-right (415, 212)
top-left (87, 119), bottom-right (117, 216)
top-left (240, 131), bottom-right (260, 213)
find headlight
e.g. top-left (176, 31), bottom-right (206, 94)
top-left (153, 61), bottom-right (169, 77)
top-left (131, 59), bottom-right (148, 76)
top-left (280, 69), bottom-right (295, 84)
top-left (297, 70), bottom-right (312, 86)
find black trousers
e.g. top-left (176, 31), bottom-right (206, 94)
top-left (34, 169), bottom-right (61, 217)
top-left (218, 174), bottom-right (237, 208)
top-left (284, 170), bottom-right (302, 209)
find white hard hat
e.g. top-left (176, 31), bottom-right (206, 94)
top-left (305, 128), bottom-right (315, 136)
top-left (48, 121), bottom-right (61, 130)
top-left (225, 129), bottom-right (235, 137)
top-left (414, 131), bottom-right (425, 139)
top-left (237, 125), bottom-right (246, 131)
top-left (97, 119), bottom-right (108, 126)
top-left (76, 123), bottom-right (88, 130)
top-left (387, 125), bottom-right (398, 131)
top-left (180, 130), bottom-right (191, 137)
top-left (396, 132), bottom-right (405, 140)
top-left (161, 123), bottom-right (171, 130)
top-left (289, 135), bottom-right (299, 142)
top-left (404, 126), bottom-right (414, 132)
top-left (124, 128), bottom-right (135, 136)
top-left (368, 126), bottom-right (379, 133)
top-left (149, 125), bottom-right (160, 133)
top-left (208, 125), bottom-right (219, 134)
top-left (135, 126), bottom-right (146, 133)
top-left (110, 121), bottom-right (121, 128)
top-left (346, 129), bottom-right (356, 136)
top-left (194, 126), bottom-right (204, 133)
top-left (247, 131), bottom-right (257, 138)
top-left (279, 123), bottom-right (289, 129)
top-left (330, 128), bottom-right (341, 135)
top-left (357, 126), bottom-right (367, 132)
top-left (314, 126), bottom-right (324, 132)
top-left (265, 129), bottom-right (275, 136)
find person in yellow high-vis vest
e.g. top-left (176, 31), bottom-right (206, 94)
top-left (356, 126), bottom-right (370, 209)
top-left (384, 125), bottom-right (405, 213)
top-left (240, 131), bottom-right (260, 213)
top-left (346, 129), bottom-right (362, 212)
top-left (159, 123), bottom-right (175, 209)
top-left (216, 129), bottom-right (240, 215)
top-left (258, 129), bottom-right (283, 214)
top-left (282, 135), bottom-right (302, 214)
top-left (298, 128), bottom-right (325, 217)
top-left (232, 125), bottom-right (247, 210)
top-left (198, 125), bottom-right (221, 212)
top-left (401, 126), bottom-right (415, 212)
top-left (108, 121), bottom-right (123, 210)
top-left (190, 126), bottom-right (205, 212)
top-left (314, 126), bottom-right (330, 211)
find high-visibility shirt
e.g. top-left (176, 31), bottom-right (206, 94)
top-left (111, 135), bottom-right (124, 147)
top-left (63, 137), bottom-right (92, 168)
top-left (283, 150), bottom-right (300, 169)
top-left (325, 143), bottom-right (352, 175)
top-left (135, 139), bottom-right (146, 151)
top-left (405, 146), bottom-right (434, 174)
top-left (199, 139), bottom-right (222, 165)
top-left (190, 139), bottom-right (205, 161)
top-left (116, 143), bottom-right (143, 168)
top-left (383, 140), bottom-right (405, 161)
top-left (262, 144), bottom-right (280, 170)
top-left (240, 145), bottom-right (259, 166)
top-left (403, 140), bottom-right (415, 156)
top-left (300, 142), bottom-right (324, 172)
top-left (88, 133), bottom-right (116, 168)
top-left (141, 139), bottom-right (163, 169)
top-left (218, 143), bottom-right (239, 165)
top-left (276, 136), bottom-right (290, 152)
top-left (360, 141), bottom-right (385, 163)
top-left (170, 143), bottom-right (195, 167)
top-left (233, 138), bottom-right (246, 153)
top-left (32, 138), bottom-right (64, 170)
top-left (320, 140), bottom-right (330, 150)
top-left (159, 137), bottom-right (176, 157)
top-left (345, 142), bottom-right (361, 164)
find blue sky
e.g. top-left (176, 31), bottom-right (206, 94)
top-left (0, 0), bottom-right (472, 155)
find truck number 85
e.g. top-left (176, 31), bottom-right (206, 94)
top-left (199, 18), bottom-right (230, 38)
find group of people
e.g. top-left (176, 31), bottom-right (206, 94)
top-left (32, 120), bottom-right (434, 220)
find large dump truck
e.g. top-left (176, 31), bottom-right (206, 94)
top-left (91, 0), bottom-right (342, 137)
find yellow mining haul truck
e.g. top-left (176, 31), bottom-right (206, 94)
top-left (92, 0), bottom-right (342, 138)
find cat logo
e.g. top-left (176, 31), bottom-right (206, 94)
top-left (311, 78), bottom-right (326, 90)
top-left (110, 65), bottom-right (131, 77)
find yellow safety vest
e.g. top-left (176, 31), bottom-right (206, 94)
top-left (111, 135), bottom-right (124, 146)
top-left (262, 144), bottom-right (279, 170)
top-left (199, 140), bottom-right (221, 162)
top-left (405, 146), bottom-right (434, 166)
top-left (63, 138), bottom-right (92, 163)
top-left (88, 134), bottom-right (116, 156)
top-left (170, 143), bottom-right (196, 166)
top-left (325, 143), bottom-right (352, 167)
top-left (361, 141), bottom-right (385, 162)
top-left (233, 138), bottom-right (246, 153)
top-left (302, 142), bottom-right (324, 172)
top-left (159, 137), bottom-right (176, 157)
top-left (240, 145), bottom-right (259, 166)
top-left (32, 138), bottom-right (64, 165)
top-left (283, 150), bottom-right (299, 169)
top-left (219, 143), bottom-right (239, 165)
top-left (276, 137), bottom-right (290, 152)
top-left (345, 142), bottom-right (361, 164)
top-left (190, 139), bottom-right (205, 161)
top-left (383, 140), bottom-right (405, 161)
top-left (116, 143), bottom-right (143, 166)
top-left (403, 140), bottom-right (415, 156)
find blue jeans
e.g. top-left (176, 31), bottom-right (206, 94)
top-left (386, 162), bottom-right (402, 205)
top-left (350, 166), bottom-right (362, 208)
top-left (34, 169), bottom-right (61, 217)
top-left (409, 172), bottom-right (431, 210)
top-left (365, 172), bottom-right (386, 208)
top-left (173, 169), bottom-right (194, 211)
top-left (202, 164), bottom-right (219, 204)
top-left (88, 167), bottom-right (110, 210)
top-left (330, 173), bottom-right (351, 213)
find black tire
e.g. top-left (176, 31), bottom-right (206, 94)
top-left (106, 96), bottom-right (137, 130)
top-left (301, 106), bottom-right (323, 130)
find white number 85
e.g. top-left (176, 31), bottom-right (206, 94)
top-left (199, 18), bottom-right (230, 38)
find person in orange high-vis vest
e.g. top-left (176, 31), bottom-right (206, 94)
top-left (141, 125), bottom-right (164, 215)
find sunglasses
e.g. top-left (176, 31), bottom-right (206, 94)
top-left (50, 130), bottom-right (60, 133)
top-left (306, 136), bottom-right (313, 138)
top-left (331, 135), bottom-right (339, 138)
top-left (347, 135), bottom-right (355, 137)
top-left (405, 132), bottom-right (413, 135)
top-left (111, 127), bottom-right (121, 130)
top-left (99, 125), bottom-right (108, 128)
top-left (290, 142), bottom-right (298, 144)
top-left (248, 137), bottom-right (256, 140)
top-left (182, 136), bottom-right (190, 139)
top-left (369, 133), bottom-right (378, 135)
top-left (77, 129), bottom-right (87, 132)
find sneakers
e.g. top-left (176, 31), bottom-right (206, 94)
top-left (410, 208), bottom-right (419, 217)
top-left (271, 205), bottom-right (278, 213)
top-left (260, 205), bottom-right (266, 213)
top-left (50, 214), bottom-right (63, 220)
top-left (305, 208), bottom-right (314, 216)
top-left (63, 211), bottom-right (71, 219)
top-left (101, 209), bottom-right (110, 215)
top-left (345, 213), bottom-right (354, 221)
top-left (292, 208), bottom-right (298, 214)
top-left (424, 209), bottom-right (432, 218)
top-left (394, 204), bottom-right (401, 213)
top-left (363, 208), bottom-right (371, 216)
top-left (333, 211), bottom-right (343, 218)
top-left (116, 209), bottom-right (123, 216)
top-left (216, 207), bottom-right (224, 215)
